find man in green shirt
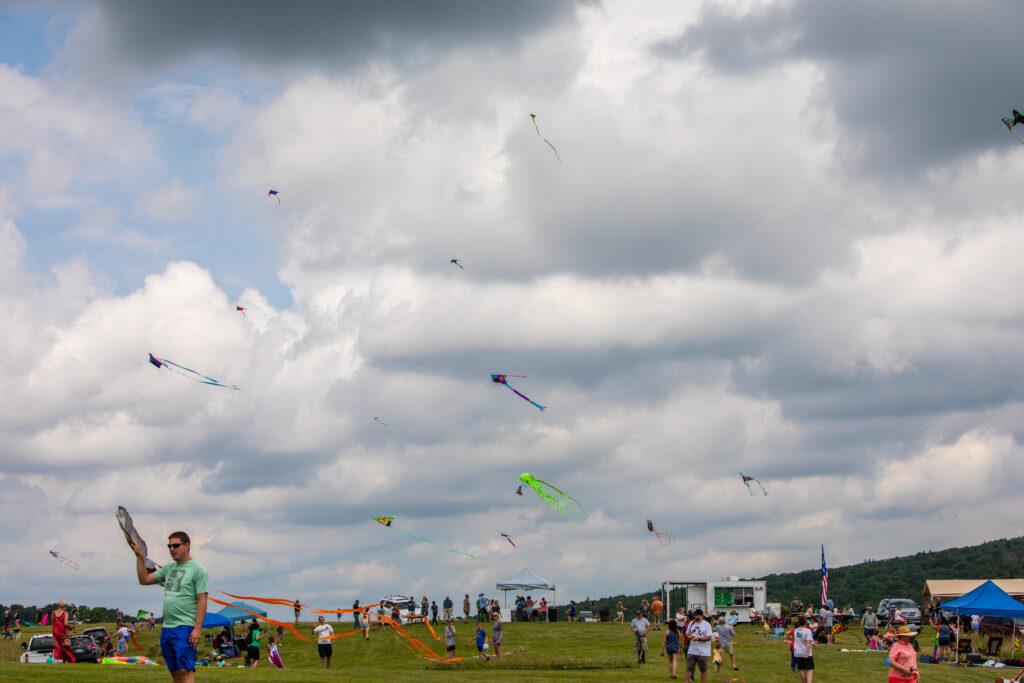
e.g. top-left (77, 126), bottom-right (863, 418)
top-left (131, 531), bottom-right (208, 682)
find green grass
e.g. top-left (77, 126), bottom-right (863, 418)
top-left (0, 621), bottom-right (1015, 681)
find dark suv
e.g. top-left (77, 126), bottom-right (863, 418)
top-left (69, 634), bottom-right (103, 662)
top-left (82, 627), bottom-right (113, 656)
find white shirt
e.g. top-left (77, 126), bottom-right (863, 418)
top-left (685, 619), bottom-right (713, 657)
top-left (630, 617), bottom-right (650, 635)
top-left (313, 623), bottom-right (333, 644)
top-left (793, 626), bottom-right (814, 657)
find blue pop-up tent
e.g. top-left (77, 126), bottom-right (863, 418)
top-left (940, 580), bottom-right (1024, 657)
top-left (202, 612), bottom-right (232, 629)
top-left (216, 601), bottom-right (268, 623)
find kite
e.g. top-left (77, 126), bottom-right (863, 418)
top-left (519, 473), bottom-right (582, 520)
top-left (148, 354), bottom-right (239, 391)
top-left (500, 533), bottom-right (516, 548)
top-left (492, 374), bottom-right (546, 411)
top-left (1003, 110), bottom-right (1024, 145)
top-left (268, 189), bottom-right (280, 203)
top-left (373, 516), bottom-right (474, 558)
top-left (101, 656), bottom-right (157, 666)
top-left (740, 473), bottom-right (767, 496)
top-left (515, 486), bottom-right (523, 496)
top-left (450, 259), bottom-right (463, 269)
top-left (236, 305), bottom-right (246, 318)
top-left (646, 520), bottom-right (675, 546)
top-left (116, 505), bottom-right (158, 571)
top-left (136, 611), bottom-right (152, 620)
top-left (49, 550), bottom-right (80, 571)
top-left (373, 417), bottom-right (390, 426)
top-left (529, 114), bottom-right (561, 161)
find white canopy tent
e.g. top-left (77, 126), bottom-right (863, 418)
top-left (496, 568), bottom-right (556, 609)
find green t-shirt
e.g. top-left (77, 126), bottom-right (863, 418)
top-left (250, 629), bottom-right (262, 649)
top-left (154, 559), bottom-right (208, 629)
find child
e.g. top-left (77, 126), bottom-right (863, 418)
top-left (475, 620), bottom-right (490, 661)
top-left (360, 610), bottom-right (370, 640)
top-left (713, 639), bottom-right (724, 672)
top-left (115, 621), bottom-right (130, 655)
top-left (267, 636), bottom-right (284, 668)
top-left (444, 620), bottom-right (457, 660)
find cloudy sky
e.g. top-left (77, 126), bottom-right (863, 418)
top-left (5, 0), bottom-right (1024, 618)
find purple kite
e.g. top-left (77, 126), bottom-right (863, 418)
top-left (491, 374), bottom-right (546, 411)
top-left (500, 533), bottom-right (516, 548)
top-left (148, 353), bottom-right (239, 391)
top-left (268, 189), bottom-right (280, 203)
top-left (740, 473), bottom-right (767, 496)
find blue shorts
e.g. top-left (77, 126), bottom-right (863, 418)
top-left (160, 625), bottom-right (196, 672)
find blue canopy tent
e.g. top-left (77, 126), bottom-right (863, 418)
top-left (940, 580), bottom-right (1024, 658)
top-left (202, 612), bottom-right (232, 629)
top-left (216, 601), bottom-right (268, 623)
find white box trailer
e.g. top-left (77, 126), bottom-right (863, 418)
top-left (661, 577), bottom-right (767, 624)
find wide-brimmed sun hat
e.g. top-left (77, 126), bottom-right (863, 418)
top-left (896, 625), bottom-right (914, 638)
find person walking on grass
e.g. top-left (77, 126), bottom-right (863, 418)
top-left (631, 608), bottom-right (650, 664)
top-left (130, 531), bottom-right (208, 683)
top-left (293, 599), bottom-right (301, 626)
top-left (660, 618), bottom-right (681, 679)
top-left (443, 595), bottom-right (453, 622)
top-left (793, 614), bottom-right (815, 682)
top-left (312, 615), bottom-right (333, 669)
top-left (684, 608), bottom-right (713, 683)
top-left (888, 625), bottom-right (919, 682)
top-left (492, 610), bottom-right (504, 659)
top-left (246, 620), bottom-right (262, 668)
top-left (475, 620), bottom-right (490, 661)
top-left (862, 606), bottom-right (878, 645)
top-left (651, 595), bottom-right (664, 630)
top-left (444, 620), bottom-right (457, 661)
top-left (715, 615), bottom-right (739, 671)
top-left (615, 599), bottom-right (626, 624)
top-left (463, 594), bottom-right (471, 621)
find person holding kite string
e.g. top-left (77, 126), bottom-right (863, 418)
top-left (130, 530), bottom-right (208, 683)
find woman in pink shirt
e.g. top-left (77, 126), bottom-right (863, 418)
top-left (888, 625), bottom-right (919, 682)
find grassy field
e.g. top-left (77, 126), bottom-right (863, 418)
top-left (0, 620), bottom-right (1015, 681)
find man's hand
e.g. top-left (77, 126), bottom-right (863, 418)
top-left (189, 626), bottom-right (201, 648)
top-left (127, 537), bottom-right (143, 558)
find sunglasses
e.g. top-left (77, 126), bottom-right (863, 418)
top-left (167, 543), bottom-right (184, 549)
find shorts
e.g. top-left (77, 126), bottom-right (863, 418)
top-left (938, 636), bottom-right (950, 646)
top-left (477, 644), bottom-right (485, 652)
top-left (317, 643), bottom-right (333, 658)
top-left (160, 625), bottom-right (197, 672)
top-left (685, 654), bottom-right (708, 672)
top-left (617, 612), bottom-right (623, 618)
top-left (790, 654), bottom-right (797, 670)
top-left (796, 656), bottom-right (815, 671)
top-left (721, 641), bottom-right (733, 655)
top-left (666, 646), bottom-right (679, 656)
top-left (447, 644), bottom-right (456, 652)
top-left (865, 628), bottom-right (877, 637)
top-left (635, 635), bottom-right (648, 653)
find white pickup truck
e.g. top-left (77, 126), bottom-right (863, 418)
top-left (20, 635), bottom-right (54, 663)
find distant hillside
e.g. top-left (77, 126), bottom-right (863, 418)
top-left (559, 536), bottom-right (1024, 617)
top-left (757, 537), bottom-right (1024, 609)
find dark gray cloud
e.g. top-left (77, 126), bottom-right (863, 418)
top-left (654, 0), bottom-right (1024, 175)
top-left (81, 0), bottom-right (589, 75)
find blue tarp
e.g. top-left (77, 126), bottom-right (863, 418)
top-left (940, 580), bottom-right (1024, 618)
top-left (201, 612), bottom-right (232, 629)
top-left (216, 601), bottom-right (268, 623)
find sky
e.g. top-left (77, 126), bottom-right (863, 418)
top-left (4, 0), bottom-right (1024, 620)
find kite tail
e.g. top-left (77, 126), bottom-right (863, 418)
top-left (446, 548), bottom-right (476, 559)
top-left (158, 358), bottom-right (240, 390)
top-left (543, 138), bottom-right (561, 161)
top-left (655, 531), bottom-right (675, 546)
top-left (130, 633), bottom-right (147, 652)
top-left (1011, 128), bottom-right (1024, 146)
top-left (533, 478), bottom-right (583, 512)
top-left (508, 386), bottom-right (546, 411)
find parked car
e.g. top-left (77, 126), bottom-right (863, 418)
top-left (20, 635), bottom-right (54, 663)
top-left (82, 627), bottom-right (113, 656)
top-left (68, 634), bottom-right (104, 662)
top-left (877, 599), bottom-right (922, 625)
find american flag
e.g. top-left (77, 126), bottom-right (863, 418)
top-left (821, 545), bottom-right (828, 606)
